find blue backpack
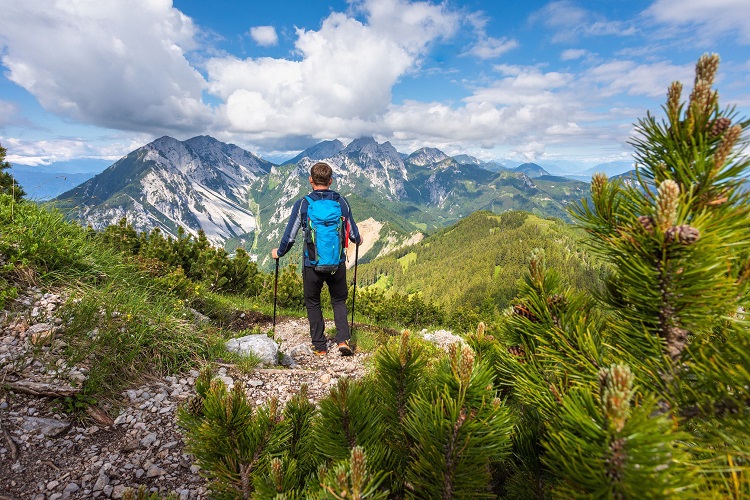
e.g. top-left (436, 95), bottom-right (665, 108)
top-left (303, 195), bottom-right (349, 273)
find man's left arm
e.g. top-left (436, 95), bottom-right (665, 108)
top-left (340, 196), bottom-right (362, 245)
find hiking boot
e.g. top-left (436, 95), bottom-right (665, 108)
top-left (313, 348), bottom-right (327, 356)
top-left (338, 340), bottom-right (353, 356)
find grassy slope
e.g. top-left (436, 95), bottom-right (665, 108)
top-left (0, 195), bottom-right (253, 399)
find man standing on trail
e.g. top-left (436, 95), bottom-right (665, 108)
top-left (272, 161), bottom-right (362, 356)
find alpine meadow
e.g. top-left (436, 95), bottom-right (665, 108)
top-left (1, 54), bottom-right (750, 498)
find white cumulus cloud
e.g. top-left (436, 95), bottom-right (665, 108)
top-left (465, 36), bottom-right (519, 59)
top-left (206, 0), bottom-right (459, 141)
top-left (250, 26), bottom-right (278, 47)
top-left (0, 0), bottom-right (212, 135)
top-left (584, 60), bottom-right (693, 97)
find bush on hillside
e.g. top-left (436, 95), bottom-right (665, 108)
top-left (99, 219), bottom-right (264, 298)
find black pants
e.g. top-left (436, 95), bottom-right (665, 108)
top-left (303, 263), bottom-right (350, 351)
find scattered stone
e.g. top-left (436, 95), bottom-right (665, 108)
top-left (20, 416), bottom-right (71, 437)
top-left (93, 474), bottom-right (109, 491)
top-left (0, 289), bottom-right (368, 498)
top-left (290, 344), bottom-right (313, 358)
top-left (140, 432), bottom-right (158, 448)
top-left (122, 439), bottom-right (139, 453)
top-left (147, 464), bottom-right (167, 477)
top-left (279, 352), bottom-right (299, 367)
top-left (112, 484), bottom-right (127, 499)
top-left (218, 375), bottom-right (234, 389)
top-left (225, 334), bottom-right (279, 366)
top-left (421, 329), bottom-right (465, 349)
top-left (63, 482), bottom-right (80, 496)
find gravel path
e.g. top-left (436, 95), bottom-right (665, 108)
top-left (0, 288), bottom-right (371, 499)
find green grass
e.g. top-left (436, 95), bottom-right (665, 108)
top-left (0, 196), bottom-right (250, 399)
top-left (372, 274), bottom-right (392, 290)
top-left (397, 252), bottom-right (417, 271)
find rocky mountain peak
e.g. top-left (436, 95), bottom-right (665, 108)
top-left (282, 139), bottom-right (345, 165)
top-left (408, 147), bottom-right (449, 167)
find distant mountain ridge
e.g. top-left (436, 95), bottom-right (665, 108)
top-left (52, 135), bottom-right (590, 267)
top-left (282, 139), bottom-right (345, 165)
top-left (513, 162), bottom-right (550, 178)
top-left (54, 135), bottom-right (271, 245)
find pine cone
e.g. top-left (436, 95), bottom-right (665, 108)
top-left (185, 394), bottom-right (204, 417)
top-left (709, 117), bottom-right (731, 138)
top-left (638, 215), bottom-right (655, 234)
top-left (507, 345), bottom-right (526, 362)
top-left (513, 304), bottom-right (540, 323)
top-left (547, 294), bottom-right (567, 310)
top-left (665, 326), bottom-right (688, 359)
top-left (665, 225), bottom-right (700, 245)
top-left (605, 438), bottom-right (626, 481)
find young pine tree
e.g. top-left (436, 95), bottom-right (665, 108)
top-left (0, 143), bottom-right (25, 201)
top-left (571, 53), bottom-right (750, 494)
top-left (492, 54), bottom-right (750, 497)
top-left (177, 371), bottom-right (286, 500)
top-left (404, 344), bottom-right (513, 499)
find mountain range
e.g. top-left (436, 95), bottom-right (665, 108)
top-left (50, 135), bottom-right (592, 268)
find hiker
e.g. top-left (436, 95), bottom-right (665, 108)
top-left (272, 161), bottom-right (362, 356)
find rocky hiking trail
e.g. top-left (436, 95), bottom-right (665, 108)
top-left (0, 288), bottom-right (373, 499)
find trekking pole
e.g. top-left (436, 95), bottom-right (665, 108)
top-left (350, 243), bottom-right (359, 333)
top-left (273, 257), bottom-right (279, 337)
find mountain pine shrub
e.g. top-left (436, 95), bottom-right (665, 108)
top-left (99, 220), bottom-right (264, 299)
top-left (179, 331), bottom-right (515, 498)
top-left (494, 53), bottom-right (750, 496)
top-left (0, 143), bottom-right (25, 201)
top-left (177, 370), bottom-right (289, 500)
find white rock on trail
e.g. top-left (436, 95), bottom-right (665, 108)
top-left (225, 334), bottom-right (279, 366)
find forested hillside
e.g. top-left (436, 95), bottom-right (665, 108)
top-left (356, 210), bottom-right (606, 313)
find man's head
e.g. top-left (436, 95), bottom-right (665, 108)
top-left (310, 162), bottom-right (333, 188)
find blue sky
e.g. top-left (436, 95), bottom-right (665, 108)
top-left (0, 0), bottom-right (748, 172)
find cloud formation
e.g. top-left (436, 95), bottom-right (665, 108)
top-left (0, 0), bottom-right (213, 135)
top-left (249, 26), bottom-right (279, 47)
top-left (646, 0), bottom-right (750, 43)
top-left (530, 1), bottom-right (636, 42)
top-left (0, 0), bottom-right (737, 164)
top-left (1, 135), bottom-right (142, 166)
top-left (206, 0), bottom-right (459, 141)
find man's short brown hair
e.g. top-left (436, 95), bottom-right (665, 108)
top-left (310, 162), bottom-right (333, 186)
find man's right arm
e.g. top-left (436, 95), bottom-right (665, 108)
top-left (275, 199), bottom-right (304, 258)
